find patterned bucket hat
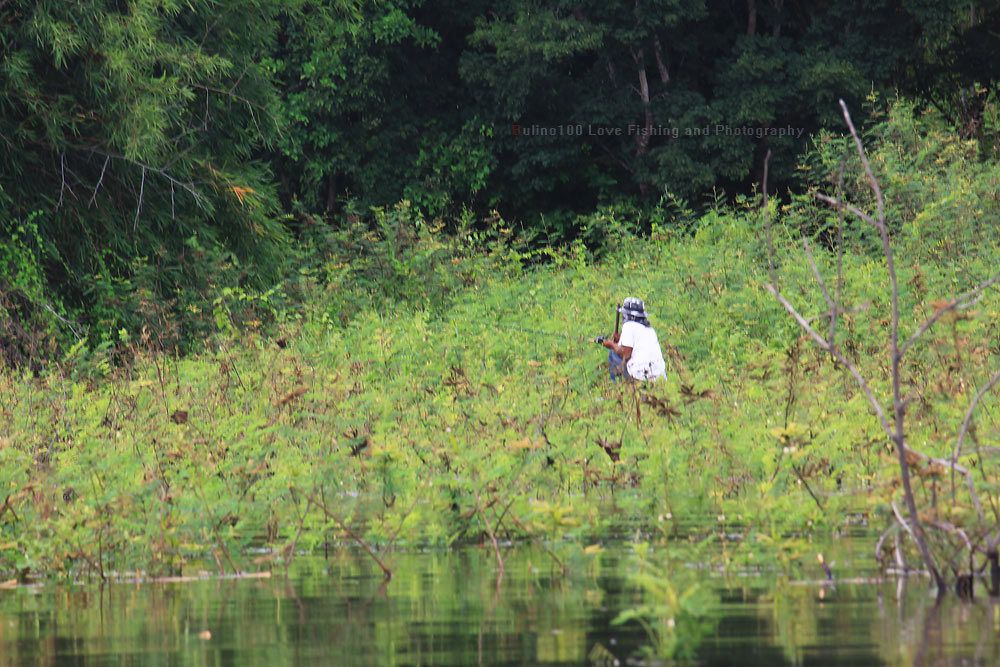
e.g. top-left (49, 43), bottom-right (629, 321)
top-left (618, 296), bottom-right (647, 320)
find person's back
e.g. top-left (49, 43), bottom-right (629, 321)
top-left (619, 318), bottom-right (666, 380)
top-left (603, 297), bottom-right (667, 382)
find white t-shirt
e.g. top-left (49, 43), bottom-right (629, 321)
top-left (619, 320), bottom-right (666, 381)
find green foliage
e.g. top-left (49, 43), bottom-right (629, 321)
top-left (269, 0), bottom-right (444, 215)
top-left (0, 198), bottom-right (964, 578)
top-left (0, 0), bottom-right (291, 358)
top-left (0, 210), bottom-right (70, 366)
top-left (612, 540), bottom-right (714, 660)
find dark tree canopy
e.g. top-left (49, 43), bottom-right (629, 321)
top-left (1, 0), bottom-right (997, 357)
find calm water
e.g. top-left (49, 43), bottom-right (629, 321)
top-left (1, 541), bottom-right (998, 666)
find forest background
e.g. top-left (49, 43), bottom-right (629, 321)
top-left (2, 0), bottom-right (999, 354)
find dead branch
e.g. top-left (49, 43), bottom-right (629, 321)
top-left (508, 512), bottom-right (567, 574)
top-left (900, 275), bottom-right (1000, 358)
top-left (802, 234), bottom-right (834, 311)
top-left (876, 523), bottom-right (899, 563)
top-left (475, 489), bottom-right (504, 585)
top-left (892, 500), bottom-right (917, 546)
top-left (88, 154), bottom-right (110, 208)
top-left (805, 303), bottom-right (868, 324)
top-left (134, 166), bottom-right (146, 231)
top-left (771, 100), bottom-right (945, 590)
top-left (926, 519), bottom-right (972, 553)
top-left (311, 492), bottom-right (392, 579)
top-left (951, 368), bottom-right (1000, 508)
top-left (762, 149), bottom-right (775, 285)
top-left (813, 192), bottom-right (878, 227)
top-left (831, 162), bottom-right (846, 347)
top-left (902, 443), bottom-right (983, 521)
top-left (764, 285), bottom-right (892, 438)
top-left (841, 99), bottom-right (940, 590)
top-left (84, 146), bottom-right (208, 207)
top-left (791, 464), bottom-right (824, 511)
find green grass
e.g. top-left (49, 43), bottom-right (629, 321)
top-left (4, 201), bottom-right (998, 580)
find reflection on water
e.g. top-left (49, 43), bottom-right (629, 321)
top-left (1, 544), bottom-right (999, 666)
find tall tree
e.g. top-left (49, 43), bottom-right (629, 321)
top-left (1, 0), bottom-right (288, 350)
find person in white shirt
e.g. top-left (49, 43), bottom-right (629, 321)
top-left (601, 297), bottom-right (667, 381)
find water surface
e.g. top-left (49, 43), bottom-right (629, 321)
top-left (1, 542), bottom-right (998, 665)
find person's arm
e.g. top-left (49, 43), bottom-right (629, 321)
top-left (602, 335), bottom-right (633, 361)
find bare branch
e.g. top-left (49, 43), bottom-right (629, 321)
top-left (831, 161), bottom-right (846, 347)
top-left (802, 234), bottom-right (834, 310)
top-left (835, 99), bottom-right (941, 586)
top-left (894, 532), bottom-right (906, 570)
top-left (892, 500), bottom-right (917, 544)
top-left (903, 442), bottom-right (983, 522)
top-left (806, 303), bottom-right (868, 324)
top-left (876, 523), bottom-right (899, 562)
top-left (311, 491), bottom-right (391, 579)
top-left (839, 98), bottom-right (884, 223)
top-left (88, 154), bottom-right (110, 208)
top-left (900, 275), bottom-right (1000, 358)
top-left (762, 149), bottom-right (775, 285)
top-left (951, 368), bottom-right (1000, 511)
top-left (85, 146), bottom-right (208, 207)
top-left (813, 192), bottom-right (878, 228)
top-left (58, 152), bottom-right (66, 209)
top-left (134, 166), bottom-right (146, 231)
top-left (55, 152), bottom-right (82, 207)
top-left (927, 520), bottom-right (972, 548)
top-left (475, 489), bottom-right (504, 585)
top-left (42, 303), bottom-right (83, 341)
top-left (765, 283), bottom-right (892, 439)
top-left (775, 101), bottom-right (963, 590)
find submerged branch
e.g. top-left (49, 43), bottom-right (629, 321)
top-left (312, 491), bottom-right (392, 579)
top-left (475, 489), bottom-right (504, 585)
top-left (951, 368), bottom-right (1000, 515)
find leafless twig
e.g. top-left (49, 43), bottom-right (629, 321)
top-left (762, 149), bottom-right (775, 285)
top-left (802, 235), bottom-right (833, 310)
top-left (86, 147), bottom-right (208, 207)
top-left (476, 489), bottom-right (504, 586)
top-left (900, 276), bottom-right (1000, 358)
top-left (134, 166), bottom-right (146, 231)
top-left (764, 286), bottom-right (892, 437)
top-left (951, 368), bottom-right (1000, 511)
top-left (892, 500), bottom-right (917, 545)
top-left (89, 154), bottom-right (110, 208)
top-left (831, 161), bottom-right (846, 347)
top-left (311, 492), bottom-right (392, 579)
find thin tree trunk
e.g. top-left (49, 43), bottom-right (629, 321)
top-left (632, 47), bottom-right (653, 195)
top-left (653, 36), bottom-right (670, 83)
top-left (326, 172), bottom-right (338, 213)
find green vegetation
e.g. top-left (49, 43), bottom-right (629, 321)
top-left (2, 98), bottom-right (999, 589)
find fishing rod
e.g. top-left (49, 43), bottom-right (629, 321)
top-left (492, 303), bottom-right (620, 345)
top-left (493, 323), bottom-right (607, 345)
